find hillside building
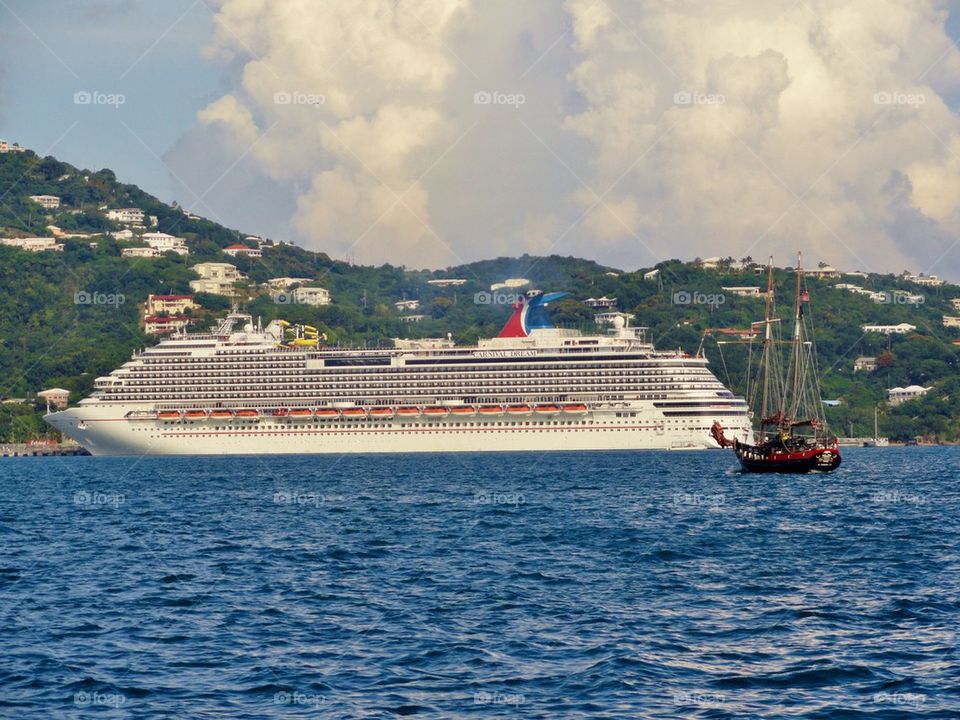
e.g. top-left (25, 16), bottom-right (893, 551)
top-left (140, 232), bottom-right (188, 255)
top-left (105, 207), bottom-right (145, 225)
top-left (721, 286), bottom-right (762, 297)
top-left (121, 247), bottom-right (160, 258)
top-left (29, 195), bottom-right (61, 210)
top-left (223, 243), bottom-right (262, 258)
top-left (0, 237), bottom-right (64, 252)
top-left (38, 388), bottom-right (70, 410)
top-left (862, 323), bottom-right (916, 335)
top-left (190, 262), bottom-right (245, 296)
top-left (146, 294), bottom-right (195, 315)
top-left (887, 385), bottom-right (932, 406)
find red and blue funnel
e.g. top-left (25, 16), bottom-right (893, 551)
top-left (497, 291), bottom-right (569, 338)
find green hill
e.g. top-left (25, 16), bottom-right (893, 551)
top-left (2, 149), bottom-right (959, 443)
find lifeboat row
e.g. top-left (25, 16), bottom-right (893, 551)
top-left (153, 403), bottom-right (590, 421)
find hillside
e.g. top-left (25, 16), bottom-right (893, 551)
top-left (1, 148), bottom-right (959, 443)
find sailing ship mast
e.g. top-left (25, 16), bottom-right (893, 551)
top-left (789, 252), bottom-right (803, 423)
top-left (760, 255), bottom-right (773, 436)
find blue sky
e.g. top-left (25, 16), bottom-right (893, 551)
top-left (0, 1), bottom-right (219, 203)
top-left (2, 1), bottom-right (960, 276)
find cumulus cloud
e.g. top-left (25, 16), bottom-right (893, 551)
top-left (170, 0), bottom-right (960, 276)
top-left (561, 0), bottom-right (960, 274)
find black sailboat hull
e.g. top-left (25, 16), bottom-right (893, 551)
top-left (734, 440), bottom-right (841, 473)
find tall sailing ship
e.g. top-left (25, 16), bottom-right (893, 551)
top-left (711, 256), bottom-right (841, 472)
top-left (45, 290), bottom-right (754, 456)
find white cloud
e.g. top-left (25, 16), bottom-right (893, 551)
top-left (170, 0), bottom-right (960, 276)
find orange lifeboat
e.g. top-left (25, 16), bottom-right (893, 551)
top-left (209, 409), bottom-right (234, 419)
top-left (158, 410), bottom-right (182, 420)
top-left (341, 407), bottom-right (366, 418)
top-left (423, 406), bottom-right (450, 418)
top-left (506, 404), bottom-right (532, 416)
top-left (235, 409), bottom-right (259, 418)
top-left (183, 410), bottom-right (208, 420)
top-left (451, 406), bottom-right (477, 416)
top-left (272, 408), bottom-right (289, 417)
top-left (562, 403), bottom-right (588, 415)
top-left (534, 404), bottom-right (560, 415)
top-left (478, 405), bottom-right (503, 416)
top-left (311, 408), bottom-right (336, 419)
top-left (396, 407), bottom-right (421, 418)
top-left (369, 407), bottom-right (394, 418)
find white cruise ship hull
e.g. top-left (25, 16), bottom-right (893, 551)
top-left (45, 404), bottom-right (751, 456)
top-left (45, 308), bottom-right (755, 456)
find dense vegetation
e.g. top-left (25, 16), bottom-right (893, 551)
top-left (2, 150), bottom-right (959, 443)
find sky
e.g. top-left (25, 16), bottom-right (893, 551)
top-left (1, 0), bottom-right (959, 277)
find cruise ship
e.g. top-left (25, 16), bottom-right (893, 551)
top-left (45, 291), bottom-right (753, 455)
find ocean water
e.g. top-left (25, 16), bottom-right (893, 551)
top-left (1, 448), bottom-right (958, 719)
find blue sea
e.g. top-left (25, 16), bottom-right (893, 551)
top-left (1, 448), bottom-right (958, 718)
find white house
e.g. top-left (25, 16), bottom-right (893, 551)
top-left (862, 323), bottom-right (917, 335)
top-left (223, 243), bottom-right (262, 258)
top-left (853, 356), bottom-right (878, 372)
top-left (810, 265), bottom-right (841, 279)
top-left (190, 262), bottom-right (245, 296)
top-left (146, 294), bottom-right (196, 315)
top-left (901, 272), bottom-right (944, 287)
top-left (394, 299), bottom-right (421, 311)
top-left (398, 314), bottom-right (425, 323)
top-left (38, 388), bottom-right (70, 410)
top-left (943, 316), bottom-right (960, 328)
top-left (141, 232), bottom-right (188, 255)
top-left (29, 195), bottom-right (61, 210)
top-left (121, 247), bottom-right (161, 258)
top-left (0, 141), bottom-right (25, 154)
top-left (951, 298), bottom-right (960, 312)
top-left (0, 237), bottom-right (64, 252)
top-left (286, 286), bottom-right (330, 306)
top-left (427, 279), bottom-right (467, 287)
top-left (584, 296), bottom-right (617, 308)
top-left (144, 315), bottom-right (192, 335)
top-left (109, 229), bottom-right (134, 240)
top-left (887, 385), bottom-right (932, 406)
top-left (105, 207), bottom-right (145, 225)
top-left (643, 269), bottom-right (660, 281)
top-left (721, 286), bottom-right (762, 297)
top-left (266, 277), bottom-right (313, 290)
top-left (698, 256), bottom-right (723, 269)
